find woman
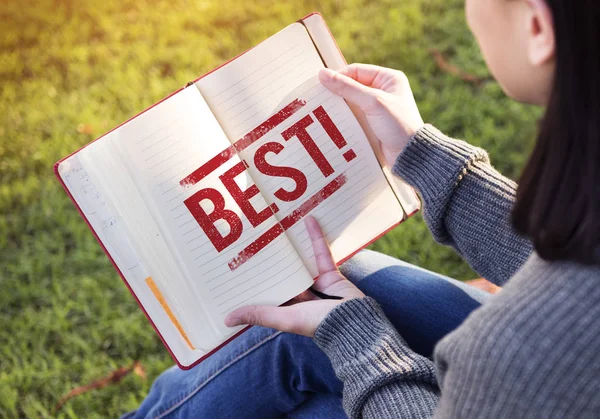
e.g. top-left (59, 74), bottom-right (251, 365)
top-left (127, 0), bottom-right (599, 417)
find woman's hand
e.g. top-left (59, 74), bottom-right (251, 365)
top-left (224, 216), bottom-right (365, 337)
top-left (319, 64), bottom-right (424, 167)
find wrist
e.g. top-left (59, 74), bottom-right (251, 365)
top-left (391, 123), bottom-right (490, 210)
top-left (383, 121), bottom-right (426, 167)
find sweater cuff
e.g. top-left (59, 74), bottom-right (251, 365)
top-left (315, 297), bottom-right (439, 418)
top-left (392, 124), bottom-right (490, 209)
top-left (314, 297), bottom-right (430, 377)
top-left (314, 298), bottom-right (438, 415)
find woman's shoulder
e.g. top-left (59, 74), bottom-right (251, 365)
top-left (434, 254), bottom-right (600, 417)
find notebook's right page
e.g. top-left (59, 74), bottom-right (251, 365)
top-left (266, 80), bottom-right (406, 277)
top-left (196, 23), bottom-right (404, 276)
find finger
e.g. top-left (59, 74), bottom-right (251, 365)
top-left (339, 63), bottom-right (408, 93)
top-left (305, 216), bottom-right (337, 275)
top-left (224, 305), bottom-right (298, 332)
top-left (318, 68), bottom-right (379, 108)
top-left (338, 63), bottom-right (387, 88)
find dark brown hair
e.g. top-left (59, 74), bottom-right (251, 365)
top-left (512, 0), bottom-right (600, 265)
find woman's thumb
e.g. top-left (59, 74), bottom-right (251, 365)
top-left (319, 68), bottom-right (378, 107)
top-left (225, 305), bottom-right (295, 332)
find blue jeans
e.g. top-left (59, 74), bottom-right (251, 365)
top-left (124, 250), bottom-right (489, 418)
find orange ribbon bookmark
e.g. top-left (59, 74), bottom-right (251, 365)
top-left (145, 276), bottom-right (195, 350)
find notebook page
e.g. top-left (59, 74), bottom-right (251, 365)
top-left (108, 86), bottom-right (313, 338)
top-left (195, 24), bottom-right (403, 276)
top-left (195, 23), bottom-right (322, 140)
top-left (58, 155), bottom-right (202, 366)
top-left (79, 129), bottom-right (214, 349)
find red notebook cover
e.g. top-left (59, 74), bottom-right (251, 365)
top-left (54, 12), bottom-right (419, 370)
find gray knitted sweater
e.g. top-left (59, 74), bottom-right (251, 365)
top-left (313, 125), bottom-right (600, 418)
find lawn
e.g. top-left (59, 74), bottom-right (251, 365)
top-left (0, 0), bottom-right (540, 416)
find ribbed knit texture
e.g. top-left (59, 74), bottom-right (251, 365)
top-left (315, 298), bottom-right (440, 417)
top-left (314, 125), bottom-right (600, 418)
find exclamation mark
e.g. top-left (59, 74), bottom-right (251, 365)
top-left (313, 106), bottom-right (357, 162)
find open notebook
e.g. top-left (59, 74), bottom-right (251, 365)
top-left (54, 13), bottom-right (420, 369)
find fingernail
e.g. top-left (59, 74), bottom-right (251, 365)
top-left (224, 315), bottom-right (239, 327)
top-left (318, 68), bottom-right (336, 83)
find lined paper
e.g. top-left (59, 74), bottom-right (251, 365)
top-left (197, 23), bottom-right (324, 140)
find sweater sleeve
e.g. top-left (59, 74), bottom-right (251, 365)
top-left (314, 297), bottom-right (440, 418)
top-left (392, 125), bottom-right (533, 286)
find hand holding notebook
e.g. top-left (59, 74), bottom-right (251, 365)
top-left (224, 215), bottom-right (367, 337)
top-left (55, 13), bottom-right (420, 369)
top-left (317, 65), bottom-right (426, 167)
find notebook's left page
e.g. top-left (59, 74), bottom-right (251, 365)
top-left (57, 152), bottom-right (203, 367)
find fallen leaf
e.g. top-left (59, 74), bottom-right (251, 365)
top-left (430, 49), bottom-right (486, 86)
top-left (54, 361), bottom-right (146, 413)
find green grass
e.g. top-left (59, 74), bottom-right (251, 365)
top-left (0, 0), bottom-right (540, 416)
